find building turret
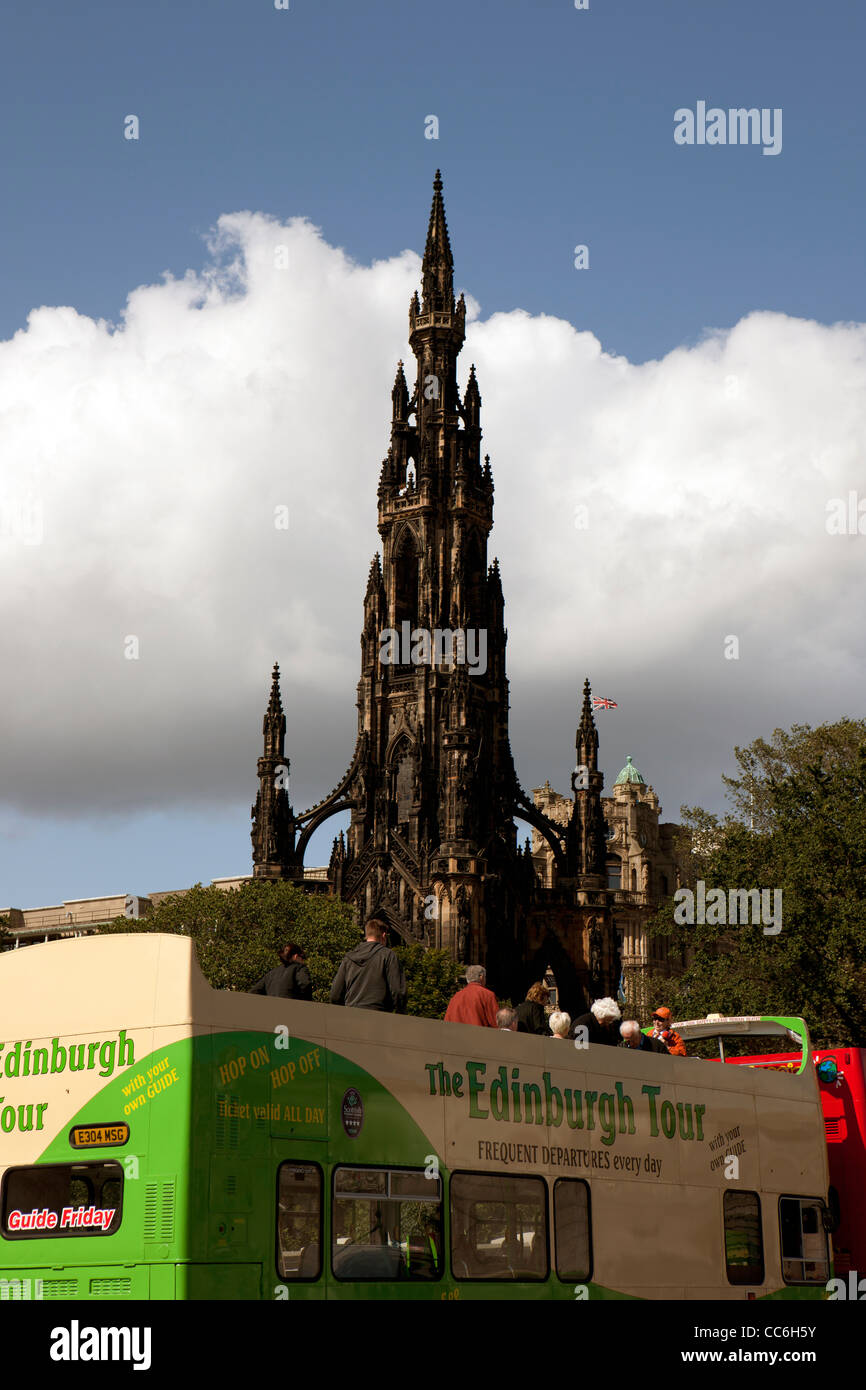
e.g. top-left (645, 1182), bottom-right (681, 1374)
top-left (568, 679), bottom-right (606, 881)
top-left (251, 663), bottom-right (301, 880)
top-left (615, 754), bottom-right (645, 786)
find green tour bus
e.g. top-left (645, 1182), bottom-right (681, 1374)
top-left (0, 933), bottom-right (832, 1300)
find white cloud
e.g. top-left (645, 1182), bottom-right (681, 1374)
top-left (0, 210), bottom-right (863, 829)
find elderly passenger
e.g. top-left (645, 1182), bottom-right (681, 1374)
top-left (570, 997), bottom-right (622, 1047)
top-left (444, 965), bottom-right (499, 1027)
top-left (619, 1020), bottom-right (668, 1053)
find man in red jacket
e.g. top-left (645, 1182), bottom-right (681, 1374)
top-left (444, 965), bottom-right (498, 1027)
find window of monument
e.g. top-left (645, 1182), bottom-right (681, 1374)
top-left (393, 531), bottom-right (420, 637)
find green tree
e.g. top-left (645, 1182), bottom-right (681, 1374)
top-left (395, 943), bottom-right (463, 1019)
top-left (721, 718), bottom-right (866, 833)
top-left (649, 723), bottom-right (866, 1048)
top-left (101, 881), bottom-right (358, 1001)
top-left (100, 881), bottom-right (463, 1019)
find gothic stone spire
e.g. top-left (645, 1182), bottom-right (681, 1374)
top-left (251, 662), bottom-right (300, 880)
top-left (570, 678), bottom-right (606, 880)
top-left (576, 676), bottom-right (599, 773)
top-left (421, 169), bottom-right (454, 313)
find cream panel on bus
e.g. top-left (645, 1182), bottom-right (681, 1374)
top-left (594, 1181), bottom-right (717, 1298)
top-left (0, 934), bottom-right (203, 1036)
top-left (753, 1094), bottom-right (829, 1195)
top-left (673, 1083), bottom-right (760, 1191)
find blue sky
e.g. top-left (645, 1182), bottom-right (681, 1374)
top-left (1, 0), bottom-right (864, 907)
top-left (2, 0), bottom-right (863, 361)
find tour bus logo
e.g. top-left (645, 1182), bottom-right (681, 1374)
top-left (0, 1030), bottom-right (134, 1080)
top-left (7, 1206), bottom-right (116, 1233)
top-left (341, 1088), bottom-right (364, 1138)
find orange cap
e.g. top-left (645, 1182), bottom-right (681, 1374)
top-left (652, 1007), bottom-right (671, 1021)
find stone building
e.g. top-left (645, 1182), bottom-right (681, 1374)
top-left (532, 753), bottom-right (687, 1012)
top-left (248, 174), bottom-right (633, 1016)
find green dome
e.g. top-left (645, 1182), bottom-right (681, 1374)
top-left (614, 755), bottom-right (645, 786)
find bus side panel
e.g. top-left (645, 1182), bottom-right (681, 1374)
top-left (176, 1264), bottom-right (262, 1299)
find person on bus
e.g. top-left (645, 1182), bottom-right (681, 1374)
top-left (248, 943), bottom-right (313, 1000)
top-left (329, 918), bottom-right (407, 1013)
top-left (515, 982), bottom-right (550, 1035)
top-left (549, 1011), bottom-right (572, 1040)
top-left (497, 1007), bottom-right (518, 1031)
top-left (650, 1006), bottom-right (687, 1056)
top-left (571, 997), bottom-right (622, 1046)
top-left (444, 965), bottom-right (498, 1027)
top-left (619, 1020), bottom-right (668, 1054)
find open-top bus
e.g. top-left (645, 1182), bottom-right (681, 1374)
top-left (727, 1044), bottom-right (866, 1277)
top-left (0, 934), bottom-right (832, 1299)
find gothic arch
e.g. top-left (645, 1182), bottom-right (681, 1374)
top-left (294, 798), bottom-right (353, 864)
top-left (509, 798), bottom-right (567, 873)
top-left (390, 521), bottom-right (422, 561)
top-left (523, 931), bottom-right (589, 1021)
top-left (384, 711), bottom-right (416, 767)
top-left (464, 529), bottom-right (485, 625)
top-left (387, 736), bottom-right (416, 827)
top-left (391, 524), bottom-right (421, 632)
top-left (367, 896), bottom-right (412, 945)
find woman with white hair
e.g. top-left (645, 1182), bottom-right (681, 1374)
top-left (548, 1011), bottom-right (572, 1039)
top-left (570, 996), bottom-right (622, 1047)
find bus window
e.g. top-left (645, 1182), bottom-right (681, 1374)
top-left (723, 1190), bottom-right (764, 1285)
top-left (450, 1172), bottom-right (548, 1281)
top-left (553, 1179), bottom-right (592, 1282)
top-left (276, 1163), bottom-right (322, 1280)
top-left (331, 1166), bottom-right (442, 1282)
top-left (779, 1197), bottom-right (830, 1284)
top-left (1, 1162), bottom-right (123, 1239)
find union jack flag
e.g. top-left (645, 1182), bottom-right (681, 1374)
top-left (593, 696), bottom-right (618, 710)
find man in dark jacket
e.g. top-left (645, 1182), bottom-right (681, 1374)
top-left (249, 943), bottom-right (313, 1000)
top-left (330, 918), bottom-right (407, 1013)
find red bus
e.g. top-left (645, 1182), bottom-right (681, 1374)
top-left (727, 1047), bottom-right (866, 1274)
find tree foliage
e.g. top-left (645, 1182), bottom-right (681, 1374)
top-left (721, 718), bottom-right (866, 833)
top-left (100, 881), bottom-right (359, 1001)
top-left (649, 722), bottom-right (866, 1048)
top-left (100, 880), bottom-right (463, 1019)
top-left (394, 943), bottom-right (463, 1019)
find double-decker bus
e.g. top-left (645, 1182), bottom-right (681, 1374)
top-left (0, 934), bottom-right (832, 1300)
top-left (727, 1044), bottom-right (866, 1276)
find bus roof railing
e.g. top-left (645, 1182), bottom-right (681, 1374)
top-left (669, 1016), bottom-right (810, 1071)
